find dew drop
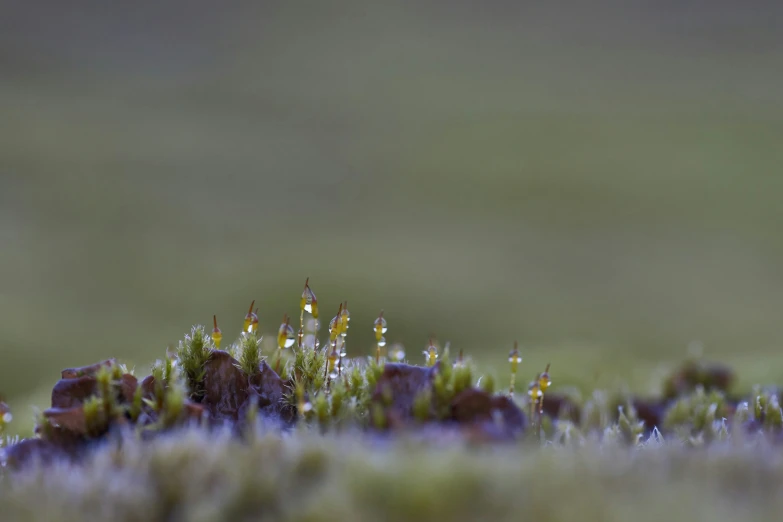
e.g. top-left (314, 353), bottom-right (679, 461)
top-left (340, 302), bottom-right (350, 331)
top-left (300, 279), bottom-right (318, 317)
top-left (423, 342), bottom-right (438, 366)
top-left (278, 320), bottom-right (295, 350)
top-left (373, 314), bottom-right (388, 341)
top-left (249, 309), bottom-right (259, 334)
top-left (212, 315), bottom-right (223, 349)
top-left (243, 300), bottom-right (256, 333)
top-left (389, 345), bottom-right (405, 361)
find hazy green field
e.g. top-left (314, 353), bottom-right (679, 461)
top-left (3, 1), bottom-right (783, 434)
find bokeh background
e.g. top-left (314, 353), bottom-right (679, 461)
top-left (3, 1), bottom-right (783, 432)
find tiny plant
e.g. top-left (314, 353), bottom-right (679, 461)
top-left (243, 300), bottom-right (256, 334)
top-left (15, 272), bottom-right (783, 484)
top-left (176, 325), bottom-right (212, 399)
top-left (508, 341), bottom-right (522, 396)
top-left (424, 338), bottom-right (438, 367)
top-left (211, 315), bottom-right (223, 349)
top-left (236, 331), bottom-right (263, 377)
top-left (299, 277), bottom-right (318, 348)
top-left (276, 313), bottom-right (295, 374)
top-left (373, 310), bottom-right (387, 364)
top-left (528, 375), bottom-right (542, 437)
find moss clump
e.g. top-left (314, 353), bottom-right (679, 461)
top-left (233, 331), bottom-right (264, 378)
top-left (176, 325), bottom-right (212, 398)
top-left (662, 386), bottom-right (730, 444)
top-left (6, 279), bottom-right (783, 473)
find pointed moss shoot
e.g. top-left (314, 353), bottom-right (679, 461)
top-left (429, 346), bottom-right (461, 420)
top-left (82, 395), bottom-right (109, 437)
top-left (452, 359), bottom-right (473, 396)
top-left (129, 385), bottom-right (144, 423)
top-left (176, 325), bottom-right (212, 398)
top-left (480, 373), bottom-right (496, 395)
top-left (764, 394), bottom-right (783, 431)
top-left (314, 393), bottom-right (329, 430)
top-left (617, 404), bottom-right (644, 446)
top-left (237, 331), bottom-right (263, 377)
top-left (413, 389), bottom-right (432, 423)
top-left (94, 364), bottom-right (123, 420)
top-left (159, 383), bottom-right (186, 429)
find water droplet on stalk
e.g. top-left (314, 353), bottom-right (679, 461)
top-left (212, 315), bottom-right (223, 349)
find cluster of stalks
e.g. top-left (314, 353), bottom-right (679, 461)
top-left (205, 279), bottom-right (556, 433)
top-left (505, 340), bottom-right (552, 438)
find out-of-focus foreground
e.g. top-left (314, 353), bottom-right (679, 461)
top-left (3, 428), bottom-right (783, 522)
top-left (2, 1), bottom-right (783, 431)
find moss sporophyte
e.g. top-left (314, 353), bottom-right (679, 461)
top-left (3, 278), bottom-right (783, 470)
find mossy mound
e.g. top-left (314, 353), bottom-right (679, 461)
top-left (1, 326), bottom-right (527, 468)
top-left (1, 311), bottom-right (782, 470)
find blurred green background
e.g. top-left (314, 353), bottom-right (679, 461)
top-left (2, 1), bottom-right (783, 430)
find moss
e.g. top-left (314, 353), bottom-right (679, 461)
top-left (82, 396), bottom-right (108, 437)
top-left (581, 390), bottom-right (611, 433)
top-left (234, 332), bottom-right (264, 377)
top-left (176, 325), bottom-right (212, 398)
top-left (5, 427), bottom-right (783, 522)
top-left (479, 373), bottom-right (495, 395)
top-left (6, 301), bottom-right (783, 458)
top-left (617, 404), bottom-right (644, 446)
top-left (9, 286), bottom-right (783, 522)
top-left (413, 389), bottom-right (432, 422)
top-left (662, 386), bottom-right (731, 443)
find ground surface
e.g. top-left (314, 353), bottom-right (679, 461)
top-left (3, 428), bottom-right (783, 522)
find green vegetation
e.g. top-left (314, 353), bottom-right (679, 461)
top-left (3, 424), bottom-right (783, 522)
top-left (2, 283), bottom-right (783, 522)
top-left (2, 279), bottom-right (783, 452)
